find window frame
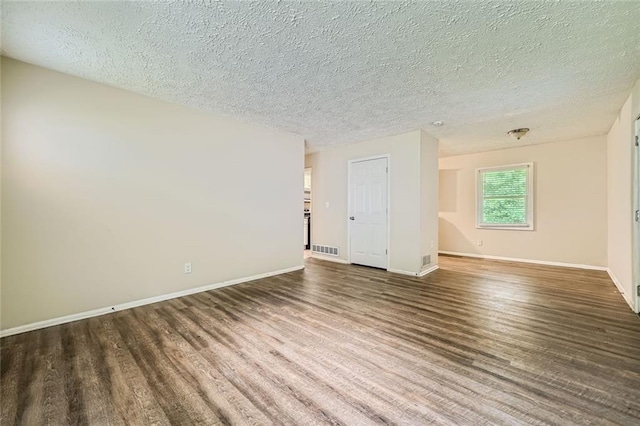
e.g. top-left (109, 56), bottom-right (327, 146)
top-left (476, 162), bottom-right (534, 231)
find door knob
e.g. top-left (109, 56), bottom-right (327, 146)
top-left (349, 216), bottom-right (355, 220)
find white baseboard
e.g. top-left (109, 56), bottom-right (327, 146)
top-left (438, 251), bottom-right (608, 271)
top-left (418, 265), bottom-right (439, 277)
top-left (0, 265), bottom-right (304, 338)
top-left (310, 254), bottom-right (349, 264)
top-left (607, 268), bottom-right (635, 312)
top-left (387, 268), bottom-right (416, 276)
top-left (388, 265), bottom-right (439, 277)
top-left (311, 254), bottom-right (439, 278)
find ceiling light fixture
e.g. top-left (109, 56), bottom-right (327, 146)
top-left (508, 128), bottom-right (530, 140)
top-left (431, 120), bottom-right (444, 127)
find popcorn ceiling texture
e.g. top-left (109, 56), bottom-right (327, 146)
top-left (2, 1), bottom-right (640, 156)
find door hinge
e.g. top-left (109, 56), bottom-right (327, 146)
top-left (635, 135), bottom-right (639, 147)
top-left (386, 166), bottom-right (388, 173)
top-left (637, 285), bottom-right (640, 297)
top-left (386, 249), bottom-right (388, 255)
top-left (636, 210), bottom-right (640, 222)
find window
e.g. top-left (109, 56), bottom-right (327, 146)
top-left (476, 163), bottom-right (534, 230)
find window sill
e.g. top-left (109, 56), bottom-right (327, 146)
top-left (476, 225), bottom-right (534, 231)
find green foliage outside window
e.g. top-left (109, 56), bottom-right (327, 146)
top-left (481, 168), bottom-right (527, 225)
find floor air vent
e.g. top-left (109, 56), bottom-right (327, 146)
top-left (312, 244), bottom-right (340, 256)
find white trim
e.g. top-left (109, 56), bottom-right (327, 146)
top-left (438, 251), bottom-right (607, 271)
top-left (387, 268), bottom-right (420, 276)
top-left (388, 265), bottom-right (439, 277)
top-left (347, 154), bottom-right (391, 270)
top-left (476, 162), bottom-right (535, 231)
top-left (607, 268), bottom-right (635, 311)
top-left (0, 265), bottom-right (304, 338)
top-left (418, 265), bottom-right (440, 277)
top-left (310, 254), bottom-right (350, 264)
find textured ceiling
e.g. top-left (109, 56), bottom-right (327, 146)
top-left (2, 1), bottom-right (640, 156)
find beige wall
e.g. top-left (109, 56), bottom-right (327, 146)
top-left (439, 136), bottom-right (608, 267)
top-left (420, 130), bottom-right (439, 269)
top-left (306, 130), bottom-right (439, 274)
top-left (607, 78), bottom-right (640, 310)
top-left (1, 58), bottom-right (305, 330)
top-left (0, 61), bottom-right (3, 320)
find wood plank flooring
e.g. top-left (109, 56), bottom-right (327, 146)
top-left (2, 255), bottom-right (640, 425)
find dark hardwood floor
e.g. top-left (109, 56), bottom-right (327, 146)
top-left (2, 255), bottom-right (640, 425)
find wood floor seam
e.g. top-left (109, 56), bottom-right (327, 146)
top-left (2, 255), bottom-right (639, 425)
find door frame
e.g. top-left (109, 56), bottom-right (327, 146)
top-left (346, 154), bottom-right (391, 270)
top-left (304, 167), bottom-right (312, 250)
top-left (634, 116), bottom-right (640, 313)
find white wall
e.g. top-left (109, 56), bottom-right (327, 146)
top-left (420, 130), bottom-right (439, 270)
top-left (1, 58), bottom-right (305, 331)
top-left (607, 78), bottom-right (640, 310)
top-left (306, 130), bottom-right (439, 275)
top-left (0, 61), bottom-right (3, 322)
top-left (439, 136), bottom-right (608, 268)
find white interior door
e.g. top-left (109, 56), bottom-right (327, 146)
top-left (349, 157), bottom-right (388, 269)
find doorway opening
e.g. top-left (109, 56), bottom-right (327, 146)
top-left (348, 155), bottom-right (390, 269)
top-left (634, 117), bottom-right (640, 313)
top-left (304, 167), bottom-right (312, 259)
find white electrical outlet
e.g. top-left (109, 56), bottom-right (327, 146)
top-left (430, 240), bottom-right (435, 248)
top-left (184, 262), bottom-right (192, 274)
top-left (477, 240), bottom-right (483, 246)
